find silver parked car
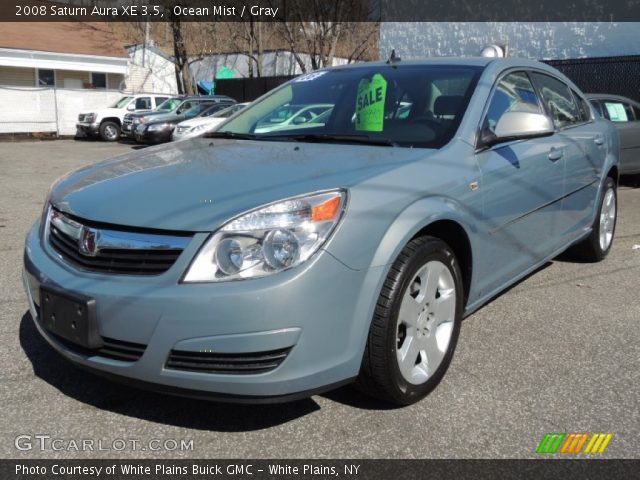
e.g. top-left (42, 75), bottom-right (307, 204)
top-left (23, 58), bottom-right (618, 405)
top-left (587, 94), bottom-right (640, 175)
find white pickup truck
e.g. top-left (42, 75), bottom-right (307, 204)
top-left (76, 94), bottom-right (171, 141)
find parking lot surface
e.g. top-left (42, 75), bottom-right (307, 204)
top-left (1, 140), bottom-right (638, 459)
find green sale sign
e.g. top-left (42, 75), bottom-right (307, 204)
top-left (355, 74), bottom-right (387, 132)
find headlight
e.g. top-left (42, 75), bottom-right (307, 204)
top-left (183, 190), bottom-right (347, 282)
top-left (188, 124), bottom-right (208, 135)
top-left (86, 113), bottom-right (96, 123)
top-left (135, 117), bottom-right (144, 124)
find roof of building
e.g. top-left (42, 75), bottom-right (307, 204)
top-left (0, 21), bottom-right (127, 58)
top-left (126, 43), bottom-right (175, 62)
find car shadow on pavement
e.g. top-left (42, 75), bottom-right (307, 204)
top-left (19, 312), bottom-right (320, 431)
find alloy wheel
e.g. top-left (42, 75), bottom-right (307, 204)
top-left (396, 260), bottom-right (456, 385)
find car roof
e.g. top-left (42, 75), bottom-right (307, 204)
top-left (586, 93), bottom-right (640, 104)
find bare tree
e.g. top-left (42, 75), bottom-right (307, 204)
top-left (276, 0), bottom-right (379, 73)
top-left (168, 13), bottom-right (195, 94)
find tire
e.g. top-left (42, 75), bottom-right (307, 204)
top-left (355, 236), bottom-right (464, 405)
top-left (99, 121), bottom-right (120, 142)
top-left (568, 177), bottom-right (617, 262)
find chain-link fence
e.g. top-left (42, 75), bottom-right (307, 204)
top-left (545, 55), bottom-right (640, 102)
top-left (217, 56), bottom-right (640, 104)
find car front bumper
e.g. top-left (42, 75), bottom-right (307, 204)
top-left (134, 127), bottom-right (174, 144)
top-left (76, 122), bottom-right (100, 135)
top-left (23, 220), bottom-right (379, 401)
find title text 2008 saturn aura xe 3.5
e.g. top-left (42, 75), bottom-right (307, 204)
top-left (23, 58), bottom-right (619, 405)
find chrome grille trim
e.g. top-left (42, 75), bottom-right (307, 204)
top-left (46, 207), bottom-right (191, 275)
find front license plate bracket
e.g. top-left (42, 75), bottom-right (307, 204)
top-left (39, 285), bottom-right (102, 349)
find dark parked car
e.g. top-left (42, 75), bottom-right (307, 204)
top-left (122, 95), bottom-right (235, 138)
top-left (587, 94), bottom-right (640, 176)
top-left (134, 102), bottom-right (233, 144)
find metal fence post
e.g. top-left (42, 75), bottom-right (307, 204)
top-left (53, 84), bottom-right (60, 137)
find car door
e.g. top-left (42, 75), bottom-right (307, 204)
top-left (601, 98), bottom-right (640, 174)
top-left (530, 73), bottom-right (602, 237)
top-left (475, 71), bottom-right (566, 293)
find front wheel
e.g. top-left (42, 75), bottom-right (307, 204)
top-left (355, 236), bottom-right (463, 405)
top-left (568, 177), bottom-right (617, 262)
top-left (99, 121), bottom-right (120, 142)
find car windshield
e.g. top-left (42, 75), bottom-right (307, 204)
top-left (111, 97), bottom-right (132, 108)
top-left (184, 103), bottom-right (215, 118)
top-left (210, 65), bottom-right (482, 148)
top-left (209, 103), bottom-right (247, 118)
top-left (156, 98), bottom-right (182, 112)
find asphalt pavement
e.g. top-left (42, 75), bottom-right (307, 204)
top-left (1, 139), bottom-right (638, 459)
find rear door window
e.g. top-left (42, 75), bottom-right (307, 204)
top-left (572, 91), bottom-right (592, 122)
top-left (590, 100), bottom-right (604, 118)
top-left (531, 73), bottom-right (582, 129)
top-left (135, 97), bottom-right (151, 110)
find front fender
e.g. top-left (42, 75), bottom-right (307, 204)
top-left (367, 196), bottom-right (479, 269)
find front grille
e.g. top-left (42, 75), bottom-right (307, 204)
top-left (49, 227), bottom-right (183, 275)
top-left (166, 348), bottom-right (292, 375)
top-left (47, 209), bottom-right (190, 275)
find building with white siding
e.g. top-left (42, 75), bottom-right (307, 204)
top-left (0, 22), bottom-right (127, 90)
top-left (0, 22), bottom-right (129, 135)
top-left (126, 44), bottom-right (178, 95)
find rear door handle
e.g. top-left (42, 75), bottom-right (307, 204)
top-left (548, 148), bottom-right (563, 162)
top-left (594, 136), bottom-right (605, 146)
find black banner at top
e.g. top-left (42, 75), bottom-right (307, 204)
top-left (3, 0), bottom-right (640, 22)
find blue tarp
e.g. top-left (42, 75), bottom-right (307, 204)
top-left (197, 80), bottom-right (215, 95)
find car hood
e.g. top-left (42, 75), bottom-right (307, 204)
top-left (84, 108), bottom-right (123, 116)
top-left (178, 117), bottom-right (223, 129)
top-left (141, 112), bottom-right (181, 123)
top-left (50, 139), bottom-right (432, 232)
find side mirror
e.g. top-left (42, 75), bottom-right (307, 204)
top-left (127, 103), bottom-right (135, 111)
top-left (493, 111), bottom-right (554, 143)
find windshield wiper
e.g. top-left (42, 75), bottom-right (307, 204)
top-left (205, 131), bottom-right (259, 140)
top-left (260, 133), bottom-right (399, 147)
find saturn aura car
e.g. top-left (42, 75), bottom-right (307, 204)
top-left (23, 58), bottom-right (619, 405)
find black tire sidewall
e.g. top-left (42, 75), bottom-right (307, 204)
top-left (99, 121), bottom-right (120, 142)
top-left (385, 238), bottom-right (464, 404)
top-left (592, 177), bottom-right (617, 259)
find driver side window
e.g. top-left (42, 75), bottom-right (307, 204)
top-left (485, 71), bottom-right (542, 132)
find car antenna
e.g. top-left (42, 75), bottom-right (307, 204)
top-left (386, 49), bottom-right (401, 65)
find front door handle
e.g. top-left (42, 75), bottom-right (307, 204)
top-left (548, 148), bottom-right (563, 162)
top-left (594, 136), bottom-right (605, 146)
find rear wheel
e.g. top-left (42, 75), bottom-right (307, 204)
top-left (355, 236), bottom-right (463, 405)
top-left (569, 177), bottom-right (617, 262)
top-left (99, 121), bottom-right (120, 142)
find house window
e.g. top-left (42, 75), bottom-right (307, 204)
top-left (91, 72), bottom-right (107, 89)
top-left (37, 69), bottom-right (55, 86)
